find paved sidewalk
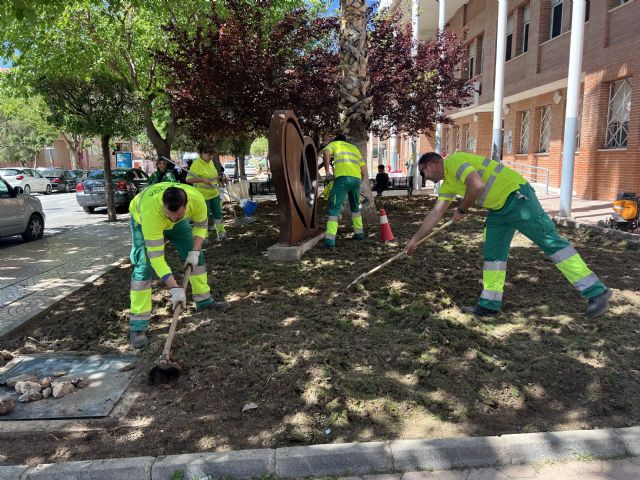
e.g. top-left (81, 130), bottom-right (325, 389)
top-left (0, 219), bottom-right (131, 337)
top-left (341, 456), bottom-right (640, 479)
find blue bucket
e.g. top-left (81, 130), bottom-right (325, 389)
top-left (240, 199), bottom-right (258, 216)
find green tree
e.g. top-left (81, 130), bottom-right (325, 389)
top-left (35, 72), bottom-right (142, 221)
top-left (0, 79), bottom-right (58, 166)
top-left (250, 137), bottom-right (268, 157)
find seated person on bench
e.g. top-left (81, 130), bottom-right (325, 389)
top-left (375, 165), bottom-right (390, 197)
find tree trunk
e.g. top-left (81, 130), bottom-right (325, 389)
top-left (143, 96), bottom-right (173, 160)
top-left (101, 134), bottom-right (117, 222)
top-left (238, 155), bottom-right (246, 180)
top-left (339, 0), bottom-right (377, 224)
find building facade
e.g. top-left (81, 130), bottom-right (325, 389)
top-left (372, 0), bottom-right (638, 201)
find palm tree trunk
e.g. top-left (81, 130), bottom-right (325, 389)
top-left (339, 0), bottom-right (377, 224)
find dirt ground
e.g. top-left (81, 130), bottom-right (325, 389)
top-left (1, 195), bottom-right (639, 465)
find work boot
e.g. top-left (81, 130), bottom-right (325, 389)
top-left (353, 233), bottom-right (365, 241)
top-left (462, 304), bottom-right (498, 318)
top-left (197, 300), bottom-right (231, 313)
top-left (585, 289), bottom-right (612, 318)
top-left (218, 232), bottom-right (229, 241)
top-left (129, 330), bottom-right (148, 349)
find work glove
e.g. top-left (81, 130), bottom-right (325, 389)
top-left (169, 287), bottom-right (187, 311)
top-left (325, 174), bottom-right (334, 183)
top-left (184, 250), bottom-right (200, 270)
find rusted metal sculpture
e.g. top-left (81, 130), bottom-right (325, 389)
top-left (268, 110), bottom-right (319, 245)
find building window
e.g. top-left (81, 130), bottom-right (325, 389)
top-left (519, 110), bottom-right (530, 154)
top-left (467, 39), bottom-right (475, 79)
top-left (575, 96), bottom-right (583, 150)
top-left (538, 106), bottom-right (552, 153)
top-left (443, 127), bottom-right (450, 154)
top-left (585, 0), bottom-right (590, 21)
top-left (522, 5), bottom-right (530, 53)
top-left (605, 78), bottom-right (632, 149)
top-left (506, 15), bottom-right (514, 61)
top-left (550, 0), bottom-right (563, 39)
top-left (455, 127), bottom-right (461, 151)
top-left (476, 36), bottom-right (483, 75)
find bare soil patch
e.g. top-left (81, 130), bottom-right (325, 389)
top-left (1, 196), bottom-right (639, 465)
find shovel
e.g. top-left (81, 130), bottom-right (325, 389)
top-left (149, 265), bottom-right (192, 385)
top-left (348, 220), bottom-right (453, 289)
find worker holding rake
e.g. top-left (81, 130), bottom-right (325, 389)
top-left (128, 183), bottom-right (230, 349)
top-left (405, 151), bottom-right (612, 318)
top-left (186, 142), bottom-right (228, 241)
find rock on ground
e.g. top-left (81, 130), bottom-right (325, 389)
top-left (14, 381), bottom-right (42, 395)
top-left (40, 377), bottom-right (52, 388)
top-left (52, 381), bottom-right (75, 399)
top-left (0, 396), bottom-right (16, 415)
top-left (19, 391), bottom-right (42, 403)
top-left (42, 387), bottom-right (52, 399)
top-left (6, 374), bottom-right (38, 388)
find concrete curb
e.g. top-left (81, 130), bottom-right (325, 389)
top-left (3, 426), bottom-right (640, 479)
top-left (553, 216), bottom-right (640, 242)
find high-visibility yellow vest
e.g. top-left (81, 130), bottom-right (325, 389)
top-left (323, 141), bottom-right (365, 179)
top-left (437, 152), bottom-right (526, 210)
top-left (188, 157), bottom-right (220, 199)
top-left (129, 183), bottom-right (208, 279)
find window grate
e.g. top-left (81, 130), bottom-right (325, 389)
top-left (520, 110), bottom-right (530, 154)
top-left (576, 96), bottom-right (583, 150)
top-left (538, 106), bottom-right (552, 153)
top-left (605, 78), bottom-right (632, 148)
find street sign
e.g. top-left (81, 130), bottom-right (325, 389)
top-left (115, 152), bottom-right (132, 168)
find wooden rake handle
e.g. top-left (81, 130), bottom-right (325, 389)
top-left (161, 264), bottom-right (193, 359)
top-left (347, 220), bottom-right (454, 289)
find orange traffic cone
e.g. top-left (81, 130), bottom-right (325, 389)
top-left (379, 209), bottom-right (395, 242)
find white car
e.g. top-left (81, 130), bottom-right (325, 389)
top-left (0, 177), bottom-right (46, 242)
top-left (0, 167), bottom-right (52, 195)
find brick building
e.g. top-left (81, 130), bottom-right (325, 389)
top-left (371, 0), bottom-right (638, 201)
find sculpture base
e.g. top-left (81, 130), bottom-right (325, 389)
top-left (267, 233), bottom-right (325, 262)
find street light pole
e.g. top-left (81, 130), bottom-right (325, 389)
top-left (410, 0), bottom-right (420, 191)
top-left (491, 0), bottom-right (508, 160)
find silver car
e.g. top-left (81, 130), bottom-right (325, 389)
top-left (0, 167), bottom-right (52, 195)
top-left (0, 177), bottom-right (46, 242)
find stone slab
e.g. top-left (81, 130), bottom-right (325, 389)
top-left (391, 436), bottom-right (509, 471)
top-left (615, 426), bottom-right (640, 456)
top-left (0, 354), bottom-right (137, 420)
top-left (0, 465), bottom-right (29, 479)
top-left (151, 449), bottom-right (274, 480)
top-left (267, 232), bottom-right (324, 261)
top-left (276, 442), bottom-right (392, 477)
top-left (503, 429), bottom-right (626, 465)
top-left (25, 457), bottom-right (154, 480)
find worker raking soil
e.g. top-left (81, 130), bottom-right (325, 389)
top-left (405, 151), bottom-right (612, 318)
top-left (127, 183), bottom-right (231, 350)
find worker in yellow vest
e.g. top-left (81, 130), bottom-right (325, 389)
top-left (322, 133), bottom-right (367, 248)
top-left (405, 151), bottom-right (611, 318)
top-left (128, 183), bottom-right (230, 349)
top-left (186, 143), bottom-right (228, 241)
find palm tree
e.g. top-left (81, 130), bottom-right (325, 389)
top-left (339, 0), bottom-right (377, 223)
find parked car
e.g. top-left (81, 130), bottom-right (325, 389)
top-left (76, 168), bottom-right (148, 213)
top-left (38, 168), bottom-right (78, 193)
top-left (0, 177), bottom-right (46, 242)
top-left (0, 167), bottom-right (52, 195)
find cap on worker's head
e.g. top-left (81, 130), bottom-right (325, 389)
top-left (418, 152), bottom-right (443, 167)
top-left (334, 133), bottom-right (347, 142)
top-left (156, 158), bottom-right (167, 166)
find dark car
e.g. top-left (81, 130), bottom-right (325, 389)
top-left (75, 168), bottom-right (148, 213)
top-left (38, 168), bottom-right (78, 193)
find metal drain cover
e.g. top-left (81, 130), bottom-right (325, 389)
top-left (0, 354), bottom-right (137, 420)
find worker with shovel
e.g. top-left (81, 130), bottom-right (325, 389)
top-left (405, 152), bottom-right (611, 318)
top-left (186, 143), bottom-right (228, 241)
top-left (323, 133), bottom-right (367, 248)
top-left (128, 183), bottom-right (231, 349)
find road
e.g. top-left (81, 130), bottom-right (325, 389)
top-left (0, 192), bottom-right (129, 249)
